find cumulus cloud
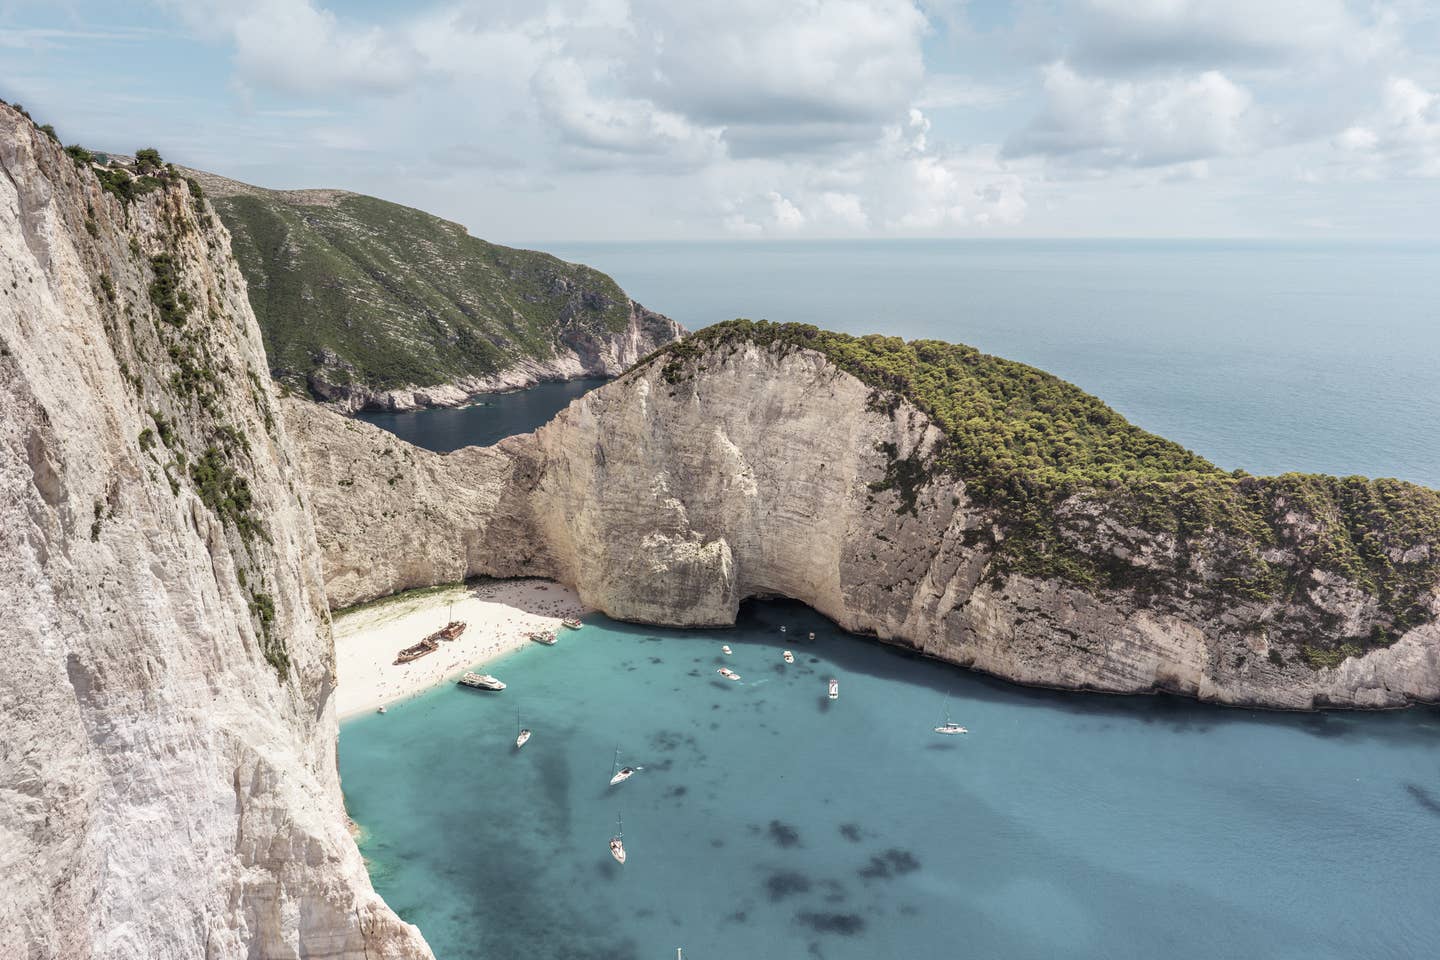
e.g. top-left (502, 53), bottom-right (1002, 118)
top-left (1331, 77), bottom-right (1440, 178)
top-left (1068, 0), bottom-right (1383, 71)
top-left (1005, 61), bottom-right (1256, 169)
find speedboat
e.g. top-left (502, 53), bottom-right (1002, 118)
top-left (516, 727), bottom-right (532, 747)
top-left (721, 645), bottom-right (732, 655)
top-left (808, 632), bottom-right (815, 640)
top-left (458, 672), bottom-right (505, 691)
top-left (782, 650), bottom-right (794, 664)
top-left (717, 667), bottom-right (741, 681)
top-left (827, 678), bottom-right (839, 700)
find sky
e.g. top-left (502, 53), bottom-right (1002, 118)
top-left (3, 0), bottom-right (1439, 242)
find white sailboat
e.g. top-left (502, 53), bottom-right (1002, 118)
top-left (934, 699), bottom-right (967, 735)
top-left (609, 813), bottom-right (627, 864)
top-left (515, 713), bottom-right (531, 749)
top-left (827, 677), bottom-right (839, 700)
top-left (609, 746), bottom-right (636, 786)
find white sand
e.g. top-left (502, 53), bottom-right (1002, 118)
top-left (332, 578), bottom-right (584, 719)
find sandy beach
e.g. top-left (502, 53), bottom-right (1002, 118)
top-left (333, 578), bottom-right (585, 719)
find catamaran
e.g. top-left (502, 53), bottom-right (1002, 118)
top-left (458, 672), bottom-right (505, 691)
top-left (828, 677), bottom-right (839, 700)
top-left (609, 746), bottom-right (636, 786)
top-left (515, 713), bottom-right (531, 749)
top-left (609, 814), bottom-right (627, 864)
top-left (934, 700), bottom-right (968, 735)
top-left (782, 650), bottom-right (794, 664)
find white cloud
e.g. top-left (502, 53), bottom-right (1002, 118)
top-left (1330, 77), bottom-right (1440, 178)
top-left (1006, 61), bottom-right (1256, 169)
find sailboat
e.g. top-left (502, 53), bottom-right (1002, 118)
top-left (515, 713), bottom-right (531, 749)
top-left (934, 699), bottom-right (968, 735)
top-left (609, 746), bottom-right (636, 786)
top-left (609, 813), bottom-right (627, 864)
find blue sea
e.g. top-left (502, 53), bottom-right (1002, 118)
top-left (342, 602), bottom-right (1440, 960)
top-left (342, 241), bottom-right (1440, 959)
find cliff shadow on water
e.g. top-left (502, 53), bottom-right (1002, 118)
top-left (725, 598), bottom-right (1440, 743)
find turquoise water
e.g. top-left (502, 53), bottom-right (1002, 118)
top-left (340, 600), bottom-right (1440, 960)
top-left (546, 240), bottom-right (1440, 488)
top-left (356, 378), bottom-right (607, 453)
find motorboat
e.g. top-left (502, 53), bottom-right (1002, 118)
top-left (716, 667), bottom-right (741, 681)
top-left (828, 677), bottom-right (839, 700)
top-left (458, 672), bottom-right (505, 691)
top-left (721, 645), bottom-right (732, 655)
top-left (561, 617), bottom-right (583, 629)
top-left (529, 630), bottom-right (558, 645)
top-left (782, 650), bottom-right (794, 664)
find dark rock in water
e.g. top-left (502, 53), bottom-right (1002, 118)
top-left (859, 848), bottom-right (921, 880)
top-left (765, 871), bottom-right (812, 901)
top-left (769, 820), bottom-right (802, 848)
top-left (796, 911), bottom-right (866, 936)
top-left (838, 823), bottom-right (863, 843)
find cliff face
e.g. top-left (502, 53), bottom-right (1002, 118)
top-left (290, 338), bottom-right (1440, 711)
top-left (187, 169), bottom-right (685, 412)
top-left (0, 106), bottom-right (430, 959)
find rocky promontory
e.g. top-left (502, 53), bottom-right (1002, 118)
top-left (188, 169), bottom-right (685, 412)
top-left (290, 322), bottom-right (1440, 711)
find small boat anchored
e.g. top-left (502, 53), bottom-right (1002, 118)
top-left (515, 713), bottom-right (531, 749)
top-left (561, 617), bottom-right (583, 629)
top-left (458, 672), bottom-right (506, 691)
top-left (721, 645), bottom-right (732, 655)
top-left (934, 698), bottom-right (968, 735)
top-left (609, 813), bottom-right (627, 864)
top-left (828, 677), bottom-right (839, 700)
top-left (782, 650), bottom-right (794, 664)
top-left (529, 630), bottom-right (558, 645)
top-left (609, 746), bottom-right (636, 786)
top-left (716, 667), bottom-right (741, 681)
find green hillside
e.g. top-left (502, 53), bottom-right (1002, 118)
top-left (191, 172), bottom-right (650, 396)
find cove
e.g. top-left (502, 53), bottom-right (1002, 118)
top-left (338, 599), bottom-right (1440, 960)
top-left (355, 377), bottom-right (608, 452)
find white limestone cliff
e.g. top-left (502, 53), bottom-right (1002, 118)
top-left (288, 340), bottom-right (1440, 711)
top-left (0, 105), bottom-right (431, 959)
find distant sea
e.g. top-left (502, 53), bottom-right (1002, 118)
top-left (546, 239), bottom-right (1440, 489)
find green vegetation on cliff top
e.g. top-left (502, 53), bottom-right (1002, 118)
top-left (652, 321), bottom-right (1440, 656)
top-left (197, 176), bottom-right (636, 394)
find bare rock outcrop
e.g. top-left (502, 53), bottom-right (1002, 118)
top-left (0, 104), bottom-right (430, 959)
top-left (290, 338), bottom-right (1440, 711)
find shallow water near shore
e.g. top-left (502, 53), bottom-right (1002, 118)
top-left (340, 600), bottom-right (1440, 960)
